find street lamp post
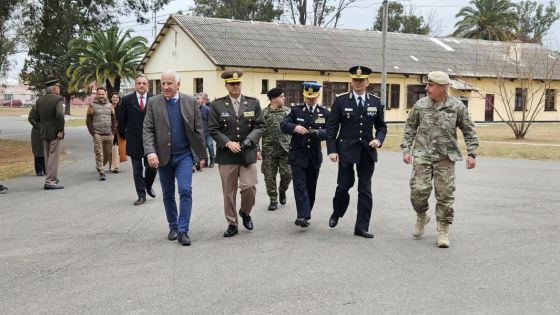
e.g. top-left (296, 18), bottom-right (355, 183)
top-left (380, 0), bottom-right (388, 108)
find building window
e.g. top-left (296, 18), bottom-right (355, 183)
top-left (367, 84), bottom-right (400, 109)
top-left (323, 82), bottom-right (349, 108)
top-left (261, 79), bottom-right (269, 94)
top-left (148, 80), bottom-right (161, 95)
top-left (276, 80), bottom-right (304, 107)
top-left (545, 89), bottom-right (556, 111)
top-left (194, 78), bottom-right (203, 93)
top-left (460, 97), bottom-right (469, 108)
top-left (407, 85), bottom-right (426, 108)
top-left (515, 88), bottom-right (527, 111)
top-left (4, 94), bottom-right (12, 100)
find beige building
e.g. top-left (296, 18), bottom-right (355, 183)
top-left (139, 15), bottom-right (560, 122)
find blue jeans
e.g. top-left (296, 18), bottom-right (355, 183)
top-left (205, 133), bottom-right (215, 160)
top-left (158, 151), bottom-right (193, 232)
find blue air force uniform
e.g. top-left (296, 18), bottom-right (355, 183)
top-left (281, 82), bottom-right (329, 225)
top-left (326, 66), bottom-right (388, 235)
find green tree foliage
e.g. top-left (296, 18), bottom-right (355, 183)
top-left (193, 0), bottom-right (283, 22)
top-left (0, 0), bottom-right (24, 78)
top-left (516, 1), bottom-right (560, 44)
top-left (372, 2), bottom-right (430, 35)
top-left (66, 27), bottom-right (148, 95)
top-left (19, 0), bottom-right (170, 114)
top-left (453, 0), bottom-right (518, 41)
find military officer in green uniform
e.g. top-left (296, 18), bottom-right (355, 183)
top-left (401, 71), bottom-right (479, 248)
top-left (208, 69), bottom-right (266, 238)
top-left (260, 87), bottom-right (292, 211)
top-left (29, 78), bottom-right (65, 190)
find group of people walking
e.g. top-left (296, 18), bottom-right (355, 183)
top-left (21, 65), bottom-right (479, 249)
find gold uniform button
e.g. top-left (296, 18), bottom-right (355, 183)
top-left (307, 145), bottom-right (310, 148)
top-left (360, 123), bottom-right (363, 126)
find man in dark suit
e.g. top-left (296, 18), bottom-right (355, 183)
top-left (143, 70), bottom-right (207, 246)
top-left (326, 66), bottom-right (388, 238)
top-left (208, 69), bottom-right (266, 238)
top-left (29, 79), bottom-right (65, 190)
top-left (281, 82), bottom-right (329, 228)
top-left (119, 75), bottom-right (157, 205)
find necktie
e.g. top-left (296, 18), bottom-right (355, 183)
top-left (358, 96), bottom-right (363, 109)
top-left (139, 96), bottom-right (144, 111)
top-left (308, 106), bottom-right (313, 113)
top-left (233, 100), bottom-right (240, 115)
top-left (167, 98), bottom-right (177, 105)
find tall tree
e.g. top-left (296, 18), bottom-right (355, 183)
top-left (193, 0), bottom-right (283, 22)
top-left (0, 0), bottom-right (25, 78)
top-left (372, 2), bottom-right (430, 35)
top-left (453, 0), bottom-right (518, 41)
top-left (66, 27), bottom-right (148, 95)
top-left (516, 1), bottom-right (560, 44)
top-left (284, 0), bottom-right (358, 27)
top-left (19, 0), bottom-right (171, 114)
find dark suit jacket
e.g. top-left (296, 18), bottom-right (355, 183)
top-left (208, 95), bottom-right (266, 165)
top-left (326, 92), bottom-right (387, 163)
top-left (281, 104), bottom-right (329, 169)
top-left (119, 92), bottom-right (152, 158)
top-left (31, 94), bottom-right (65, 140)
top-left (143, 93), bottom-right (207, 167)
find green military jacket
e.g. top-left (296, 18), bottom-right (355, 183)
top-left (30, 94), bottom-right (65, 140)
top-left (401, 96), bottom-right (479, 162)
top-left (208, 94), bottom-right (266, 165)
top-left (261, 105), bottom-right (291, 156)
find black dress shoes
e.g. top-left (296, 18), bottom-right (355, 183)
top-left (268, 201), bottom-right (278, 211)
top-left (279, 191), bottom-right (287, 205)
top-left (134, 196), bottom-right (146, 205)
top-left (329, 215), bottom-right (339, 228)
top-left (223, 225), bottom-right (238, 237)
top-left (295, 217), bottom-right (310, 228)
top-left (44, 184), bottom-right (64, 190)
top-left (146, 187), bottom-right (156, 198)
top-left (239, 210), bottom-right (254, 230)
top-left (168, 228), bottom-right (178, 241)
top-left (354, 229), bottom-right (374, 238)
top-left (177, 232), bottom-right (191, 246)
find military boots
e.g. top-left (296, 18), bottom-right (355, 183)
top-left (412, 211), bottom-right (431, 239)
top-left (436, 221), bottom-right (450, 248)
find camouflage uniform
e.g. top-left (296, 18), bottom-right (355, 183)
top-left (261, 105), bottom-right (292, 202)
top-left (401, 96), bottom-right (479, 224)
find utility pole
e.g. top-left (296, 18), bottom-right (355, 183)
top-left (380, 0), bottom-right (388, 108)
top-left (152, 0), bottom-right (157, 38)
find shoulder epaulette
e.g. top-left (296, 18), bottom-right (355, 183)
top-left (368, 93), bottom-right (380, 99)
top-left (294, 103), bottom-right (305, 107)
top-left (336, 92), bottom-right (350, 98)
top-left (244, 95), bottom-right (256, 100)
top-left (215, 96), bottom-right (228, 101)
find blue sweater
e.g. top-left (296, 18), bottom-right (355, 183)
top-left (166, 98), bottom-right (190, 154)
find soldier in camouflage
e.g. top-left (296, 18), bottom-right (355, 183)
top-left (401, 71), bottom-right (479, 248)
top-left (260, 88), bottom-right (292, 211)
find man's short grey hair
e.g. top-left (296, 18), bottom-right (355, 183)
top-left (201, 92), bottom-right (209, 100)
top-left (46, 85), bottom-right (57, 94)
top-left (161, 70), bottom-right (180, 83)
top-left (194, 93), bottom-right (202, 98)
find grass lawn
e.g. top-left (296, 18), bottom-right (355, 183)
top-left (0, 105), bottom-right (89, 117)
top-left (0, 139), bottom-right (35, 180)
top-left (382, 123), bottom-right (560, 161)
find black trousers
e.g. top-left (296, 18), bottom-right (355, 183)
top-left (332, 150), bottom-right (375, 231)
top-left (34, 156), bottom-right (45, 175)
top-left (291, 164), bottom-right (320, 220)
top-left (131, 156), bottom-right (157, 198)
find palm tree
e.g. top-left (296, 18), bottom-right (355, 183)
top-left (453, 0), bottom-right (518, 41)
top-left (66, 27), bottom-right (148, 94)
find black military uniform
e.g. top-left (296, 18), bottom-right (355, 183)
top-left (281, 82), bottom-right (329, 227)
top-left (326, 66), bottom-right (388, 237)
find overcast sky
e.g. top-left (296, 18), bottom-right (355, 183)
top-left (5, 0), bottom-right (560, 82)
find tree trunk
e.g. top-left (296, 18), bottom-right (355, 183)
top-left (64, 95), bottom-right (71, 115)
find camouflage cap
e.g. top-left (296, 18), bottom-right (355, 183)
top-left (221, 69), bottom-right (243, 83)
top-left (427, 71), bottom-right (451, 85)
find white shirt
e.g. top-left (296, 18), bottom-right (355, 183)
top-left (353, 91), bottom-right (366, 106)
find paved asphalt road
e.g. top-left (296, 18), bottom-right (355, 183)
top-left (1, 116), bottom-right (559, 314)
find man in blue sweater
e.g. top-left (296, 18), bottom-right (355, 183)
top-left (143, 70), bottom-right (207, 246)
